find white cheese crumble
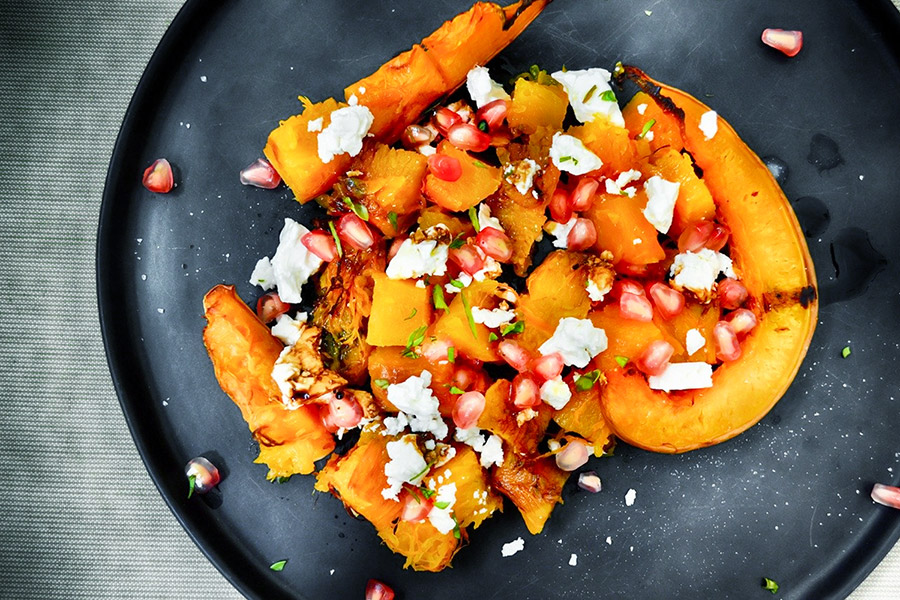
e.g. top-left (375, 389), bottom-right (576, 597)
top-left (648, 362), bottom-right (714, 392)
top-left (270, 312), bottom-right (309, 346)
top-left (444, 272), bottom-right (473, 294)
top-left (465, 65), bottom-right (510, 108)
top-left (471, 307), bottom-right (516, 329)
top-left (568, 553), bottom-right (578, 566)
top-left (585, 279), bottom-right (610, 302)
top-left (685, 328), bottom-right (706, 356)
top-left (549, 133), bottom-right (603, 175)
top-left (699, 110), bottom-right (718, 141)
top-left (382, 436), bottom-right (428, 501)
top-left (317, 104), bottom-right (374, 164)
top-left (540, 376), bottom-right (572, 410)
top-left (428, 482), bottom-right (458, 534)
top-left (551, 68), bottom-right (625, 126)
top-left (307, 117), bottom-right (323, 133)
top-left (642, 175), bottom-right (680, 234)
top-left (381, 412), bottom-right (409, 436)
top-left (604, 169), bottom-right (642, 197)
top-left (637, 103), bottom-right (648, 115)
top-left (268, 218), bottom-right (324, 304)
top-left (270, 346), bottom-right (297, 407)
top-left (624, 488), bottom-right (637, 506)
top-left (249, 256), bottom-right (275, 290)
top-left (501, 537), bottom-right (525, 557)
top-left (385, 235), bottom-right (449, 280)
top-left (454, 427), bottom-right (504, 468)
top-left (504, 158), bottom-right (540, 196)
top-left (539, 317), bottom-right (608, 368)
top-left (386, 371), bottom-right (448, 439)
top-left (477, 203), bottom-right (504, 233)
top-left (669, 249), bottom-right (735, 299)
top-left (544, 218), bottom-right (577, 249)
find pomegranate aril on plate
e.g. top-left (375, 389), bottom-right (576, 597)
top-left (678, 220), bottom-right (730, 253)
top-left (185, 456), bottom-right (220, 497)
top-left (453, 390), bottom-right (486, 429)
top-left (555, 439), bottom-right (590, 472)
top-left (566, 218), bottom-right (597, 251)
top-left (619, 291), bottom-right (653, 322)
top-left (569, 177), bottom-right (600, 211)
top-left (530, 352), bottom-right (565, 382)
top-left (498, 340), bottom-right (532, 372)
top-left (433, 107), bottom-right (462, 135)
top-left (612, 279), bottom-right (645, 299)
top-left (475, 99), bottom-right (509, 131)
top-left (365, 579), bottom-right (396, 600)
top-left (327, 392), bottom-right (364, 429)
top-left (648, 282), bottom-right (685, 320)
top-left (142, 158), bottom-right (174, 193)
top-left (427, 153), bottom-right (462, 182)
top-left (718, 277), bottom-right (748, 310)
top-left (446, 122), bottom-right (492, 152)
top-left (762, 28), bottom-right (803, 57)
top-left (577, 471), bottom-right (602, 493)
top-left (635, 340), bottom-right (675, 376)
top-left (449, 244), bottom-right (486, 276)
top-left (476, 227), bottom-right (513, 262)
top-left (239, 158), bottom-right (281, 189)
top-left (512, 373), bottom-right (542, 409)
top-left (713, 321), bottom-right (742, 362)
top-left (399, 489), bottom-right (433, 523)
top-left (256, 291), bottom-right (290, 323)
top-left (402, 124), bottom-right (436, 147)
top-left (301, 229), bottom-right (339, 262)
top-left (336, 213), bottom-right (376, 250)
top-left (872, 483), bottom-right (900, 509)
top-left (549, 187), bottom-right (573, 223)
top-left (727, 308), bottom-right (758, 336)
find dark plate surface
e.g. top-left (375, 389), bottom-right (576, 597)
top-left (97, 1), bottom-right (900, 598)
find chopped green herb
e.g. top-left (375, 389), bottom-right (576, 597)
top-left (488, 332), bottom-right (499, 342)
top-left (346, 197), bottom-right (369, 221)
top-left (187, 474), bottom-right (196, 499)
top-left (614, 355), bottom-right (629, 368)
top-left (422, 488), bottom-right (436, 499)
top-left (558, 155), bottom-right (573, 162)
top-left (582, 84), bottom-right (598, 103)
top-left (327, 220), bottom-right (343, 257)
top-left (452, 515), bottom-right (461, 539)
top-left (450, 386), bottom-right (465, 395)
top-left (501, 321), bottom-right (525, 337)
top-left (272, 476), bottom-right (292, 484)
top-left (434, 500), bottom-right (451, 510)
top-left (450, 279), bottom-right (465, 289)
top-left (388, 211), bottom-right (398, 230)
top-left (600, 90), bottom-right (617, 102)
top-left (477, 120), bottom-right (489, 132)
top-left (449, 235), bottom-right (466, 249)
top-left (468, 205), bottom-right (480, 231)
top-left (410, 460), bottom-right (434, 482)
top-left (433, 286), bottom-right (449, 312)
top-left (460, 291), bottom-right (478, 339)
top-left (841, 346), bottom-right (851, 358)
top-left (408, 487), bottom-right (423, 503)
top-left (761, 578), bottom-right (779, 594)
top-left (575, 369), bottom-right (602, 391)
top-left (447, 347), bottom-right (456, 364)
top-left (404, 308), bottom-right (418, 321)
top-left (473, 160), bottom-right (488, 169)
top-left (529, 64), bottom-right (540, 79)
top-left (401, 325), bottom-right (427, 358)
top-left (269, 560), bottom-right (288, 572)
top-left (374, 379), bottom-right (390, 389)
top-left (638, 118), bottom-right (656, 139)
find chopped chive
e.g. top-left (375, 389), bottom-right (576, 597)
top-left (452, 516), bottom-right (461, 539)
top-left (269, 560), bottom-right (287, 572)
top-left (477, 120), bottom-right (489, 132)
top-left (450, 279), bottom-right (465, 289)
top-left (410, 460), bottom-right (434, 482)
top-left (408, 487), bottom-right (423, 503)
top-left (501, 321), bottom-right (525, 337)
top-left (614, 355), bottom-right (629, 368)
top-left (404, 308), bottom-right (418, 321)
top-left (447, 347), bottom-right (456, 364)
top-left (472, 160), bottom-right (488, 169)
top-left (600, 90), bottom-right (616, 102)
top-left (449, 235), bottom-right (466, 249)
top-left (351, 201), bottom-right (369, 221)
top-left (575, 369), bottom-right (602, 391)
top-left (558, 155), bottom-right (573, 162)
top-left (488, 332), bottom-right (499, 342)
top-left (422, 488), bottom-right (436, 499)
top-left (841, 346), bottom-right (851, 358)
top-left (761, 578), bottom-right (779, 594)
top-left (272, 476), bottom-right (292, 484)
top-left (388, 211), bottom-right (398, 230)
top-left (187, 474), bottom-right (196, 499)
top-left (468, 206), bottom-right (480, 232)
top-left (401, 324), bottom-right (427, 358)
top-left (433, 286), bottom-right (449, 312)
top-left (374, 379), bottom-right (390, 389)
top-left (327, 220), bottom-right (343, 258)
top-left (582, 84), bottom-right (598, 103)
top-left (450, 386), bottom-right (465, 395)
top-left (638, 118), bottom-right (656, 139)
top-left (460, 291), bottom-right (478, 339)
top-left (434, 500), bottom-right (451, 510)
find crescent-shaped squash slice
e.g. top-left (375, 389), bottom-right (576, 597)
top-left (597, 68), bottom-right (818, 453)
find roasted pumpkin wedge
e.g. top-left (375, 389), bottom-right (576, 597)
top-left (596, 68), bottom-right (818, 453)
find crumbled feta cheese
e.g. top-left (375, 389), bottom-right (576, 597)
top-left (551, 68), bottom-right (625, 126)
top-left (307, 117), bottom-right (323, 133)
top-left (549, 133), bottom-right (603, 175)
top-left (465, 65), bottom-right (510, 108)
top-left (428, 483), bottom-right (458, 534)
top-left (624, 488), bottom-right (637, 506)
top-left (699, 110), bottom-right (718, 141)
top-left (271, 312), bottom-right (309, 346)
top-left (477, 203), bottom-right (504, 233)
top-left (386, 371), bottom-right (448, 439)
top-left (269, 218), bottom-right (324, 303)
top-left (644, 130), bottom-right (655, 141)
top-left (648, 362), bottom-right (714, 392)
top-left (540, 376), bottom-right (572, 410)
top-left (347, 94), bottom-right (359, 106)
top-left (501, 537), bottom-right (525, 557)
top-left (444, 272), bottom-right (473, 294)
top-left (585, 279), bottom-right (610, 302)
top-left (606, 536), bottom-right (613, 545)
top-left (642, 175), bottom-right (680, 234)
top-left (604, 169), bottom-right (642, 197)
top-left (545, 218), bottom-right (577, 249)
top-left (381, 412), bottom-right (409, 436)
top-left (454, 428), bottom-right (504, 468)
top-left (539, 317), bottom-right (608, 368)
top-left (382, 436), bottom-right (428, 501)
top-left (568, 553), bottom-right (578, 566)
top-left (385, 237), bottom-right (449, 280)
top-left (249, 256), bottom-right (275, 290)
top-left (270, 347), bottom-right (296, 407)
top-left (471, 254), bottom-right (502, 282)
top-left (317, 105), bottom-right (374, 163)
top-left (669, 249), bottom-right (735, 300)
top-left (637, 103), bottom-right (648, 115)
top-left (505, 158), bottom-right (540, 196)
top-left (471, 307), bottom-right (516, 329)
top-left (685, 328), bottom-right (706, 356)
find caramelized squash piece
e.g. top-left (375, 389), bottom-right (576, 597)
top-left (366, 346), bottom-right (458, 416)
top-left (552, 384), bottom-right (614, 457)
top-left (643, 147), bottom-right (716, 235)
top-left (477, 380), bottom-right (551, 455)
top-left (621, 90), bottom-right (684, 154)
top-left (355, 144), bottom-right (429, 236)
top-left (432, 280), bottom-right (501, 362)
top-left (488, 193), bottom-right (547, 276)
top-left (584, 191), bottom-right (666, 266)
top-left (507, 76), bottom-right (568, 134)
top-left (588, 303), bottom-right (672, 373)
top-left (367, 274), bottom-right (433, 347)
top-left (571, 118), bottom-right (638, 178)
top-left (492, 452), bottom-right (569, 535)
top-left (423, 141), bottom-right (502, 212)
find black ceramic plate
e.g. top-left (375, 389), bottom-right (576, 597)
top-left (98, 1), bottom-right (900, 598)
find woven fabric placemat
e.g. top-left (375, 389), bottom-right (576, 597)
top-left (0, 2), bottom-right (897, 599)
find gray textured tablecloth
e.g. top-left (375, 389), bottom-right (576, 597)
top-left (1, 2), bottom-right (898, 598)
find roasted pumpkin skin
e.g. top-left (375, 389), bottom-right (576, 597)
top-left (596, 69), bottom-right (818, 454)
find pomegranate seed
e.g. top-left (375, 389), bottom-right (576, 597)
top-left (555, 440), bottom-right (589, 472)
top-left (142, 158), bottom-right (174, 193)
top-left (566, 218), bottom-right (597, 251)
top-left (529, 352), bottom-right (565, 382)
top-left (399, 489), bottom-right (433, 523)
top-left (549, 187), bottom-right (573, 223)
top-left (453, 391), bottom-right (486, 429)
top-left (727, 308), bottom-right (758, 336)
top-left (433, 107), bottom-right (462, 135)
top-left (706, 223), bottom-right (731, 252)
top-left (321, 405), bottom-right (340, 433)
top-left (648, 282), bottom-right (685, 320)
top-left (718, 278), bottom-right (748, 310)
top-left (301, 229), bottom-right (339, 262)
top-left (449, 244), bottom-right (486, 276)
top-left (713, 321), bottom-right (742, 362)
top-left (678, 220), bottom-right (731, 253)
top-left (336, 213), bottom-right (376, 250)
top-left (475, 99), bottom-right (509, 131)
top-left (872, 483), bottom-right (900, 509)
top-left (387, 237), bottom-right (406, 261)
top-left (452, 365), bottom-right (482, 392)
top-left (569, 178), bottom-right (600, 211)
top-left (476, 227), bottom-right (513, 262)
top-left (185, 456), bottom-right (220, 496)
top-left (446, 122), bottom-right (492, 152)
top-left (635, 340), bottom-right (675, 376)
top-left (619, 292), bottom-right (653, 322)
top-left (498, 340), bottom-right (532, 372)
top-left (365, 579), bottom-right (396, 600)
top-left (326, 393), bottom-right (364, 429)
top-left (512, 373), bottom-right (542, 409)
top-left (612, 279), bottom-right (645, 299)
top-left (239, 158), bottom-right (281, 189)
top-left (761, 28), bottom-right (803, 57)
top-left (577, 471), bottom-right (602, 493)
top-left (421, 338), bottom-right (452, 363)
top-left (427, 153), bottom-right (462, 182)
top-left (402, 124), bottom-right (436, 147)
top-left (256, 291), bottom-right (291, 324)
